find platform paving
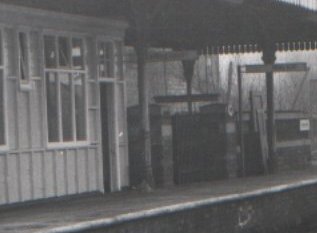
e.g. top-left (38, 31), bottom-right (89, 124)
top-left (1, 168), bottom-right (317, 233)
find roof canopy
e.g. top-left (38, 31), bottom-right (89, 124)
top-left (125, 0), bottom-right (317, 53)
top-left (2, 0), bottom-right (317, 53)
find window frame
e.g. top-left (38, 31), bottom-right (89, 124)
top-left (17, 30), bottom-right (32, 91)
top-left (0, 28), bottom-right (9, 152)
top-left (43, 32), bottom-right (89, 149)
top-left (97, 38), bottom-right (125, 82)
top-left (97, 39), bottom-right (116, 81)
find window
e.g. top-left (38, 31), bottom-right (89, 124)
top-left (98, 41), bottom-right (114, 78)
top-left (18, 32), bottom-right (29, 83)
top-left (44, 35), bottom-right (87, 145)
top-left (72, 38), bottom-right (84, 70)
top-left (115, 41), bottom-right (124, 80)
top-left (0, 31), bottom-right (6, 147)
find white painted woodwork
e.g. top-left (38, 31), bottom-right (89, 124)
top-left (0, 3), bottom-right (129, 206)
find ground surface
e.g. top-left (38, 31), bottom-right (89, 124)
top-left (1, 168), bottom-right (317, 233)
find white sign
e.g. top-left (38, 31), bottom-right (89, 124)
top-left (300, 119), bottom-right (310, 131)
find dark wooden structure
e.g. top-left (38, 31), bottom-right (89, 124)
top-left (173, 103), bottom-right (237, 184)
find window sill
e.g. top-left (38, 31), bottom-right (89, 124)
top-left (19, 81), bottom-right (33, 91)
top-left (47, 141), bottom-right (92, 150)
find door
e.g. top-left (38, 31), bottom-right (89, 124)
top-left (100, 82), bottom-right (118, 192)
top-left (116, 82), bottom-right (129, 188)
top-left (98, 39), bottom-right (129, 191)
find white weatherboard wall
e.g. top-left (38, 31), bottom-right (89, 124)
top-left (0, 4), bottom-right (128, 205)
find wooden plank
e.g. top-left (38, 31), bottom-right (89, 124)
top-left (77, 149), bottom-right (88, 193)
top-left (257, 109), bottom-right (269, 174)
top-left (85, 149), bottom-right (90, 193)
top-left (44, 152), bottom-right (55, 198)
top-left (250, 91), bottom-right (264, 132)
top-left (7, 154), bottom-right (19, 203)
top-left (126, 50), bottom-right (198, 63)
top-left (55, 151), bottom-right (66, 196)
top-left (20, 153), bottom-right (32, 201)
top-left (88, 149), bottom-right (97, 191)
top-left (291, 70), bottom-right (310, 109)
top-left (154, 94), bottom-right (219, 104)
top-left (66, 150), bottom-right (77, 195)
top-left (243, 63), bottom-right (308, 73)
top-left (32, 153), bottom-right (44, 199)
top-left (0, 156), bottom-right (6, 204)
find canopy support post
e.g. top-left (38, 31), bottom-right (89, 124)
top-left (262, 44), bottom-right (277, 173)
top-left (134, 40), bottom-right (154, 190)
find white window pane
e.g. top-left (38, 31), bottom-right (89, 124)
top-left (46, 72), bottom-right (59, 142)
top-left (74, 73), bottom-right (86, 141)
top-left (72, 38), bottom-right (84, 70)
top-left (60, 73), bottom-right (73, 142)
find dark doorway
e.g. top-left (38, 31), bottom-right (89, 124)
top-left (100, 83), bottom-right (113, 192)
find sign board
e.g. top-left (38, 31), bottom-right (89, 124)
top-left (300, 119), bottom-right (310, 131)
top-left (242, 62), bottom-right (308, 74)
top-left (126, 50), bottom-right (198, 63)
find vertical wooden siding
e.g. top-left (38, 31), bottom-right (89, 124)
top-left (0, 27), bottom-right (105, 205)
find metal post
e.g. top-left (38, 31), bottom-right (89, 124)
top-left (262, 45), bottom-right (277, 173)
top-left (238, 65), bottom-right (245, 176)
